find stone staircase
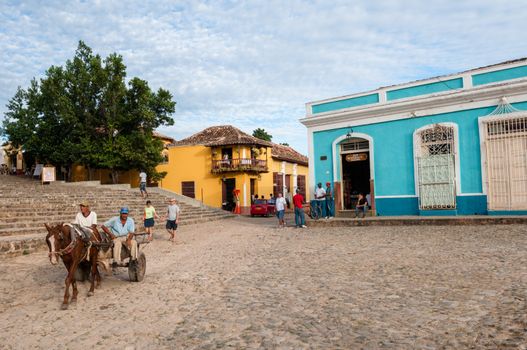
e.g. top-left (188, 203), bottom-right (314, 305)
top-left (0, 175), bottom-right (235, 258)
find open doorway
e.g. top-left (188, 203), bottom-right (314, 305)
top-left (341, 138), bottom-right (371, 210)
top-left (222, 178), bottom-right (236, 211)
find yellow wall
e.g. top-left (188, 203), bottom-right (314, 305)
top-left (72, 165), bottom-right (140, 186)
top-left (157, 144), bottom-right (309, 210)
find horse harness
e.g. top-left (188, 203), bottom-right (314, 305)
top-left (48, 224), bottom-right (112, 261)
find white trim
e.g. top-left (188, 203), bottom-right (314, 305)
top-left (301, 81), bottom-right (527, 130)
top-left (243, 182), bottom-right (247, 207)
top-left (308, 129), bottom-right (315, 200)
top-left (375, 195), bottom-right (418, 199)
top-left (413, 122), bottom-right (461, 199)
top-left (305, 59), bottom-right (527, 110)
top-left (457, 193), bottom-right (485, 196)
top-left (462, 73), bottom-right (473, 89)
top-left (331, 132), bottom-right (375, 210)
top-left (478, 110), bottom-right (527, 197)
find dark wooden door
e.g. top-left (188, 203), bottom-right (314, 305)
top-left (273, 172), bottom-right (283, 198)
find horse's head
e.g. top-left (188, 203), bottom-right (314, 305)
top-left (45, 223), bottom-right (65, 265)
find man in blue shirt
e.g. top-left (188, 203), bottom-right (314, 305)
top-left (102, 207), bottom-right (137, 265)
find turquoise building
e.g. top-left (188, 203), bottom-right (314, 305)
top-left (301, 59), bottom-right (527, 216)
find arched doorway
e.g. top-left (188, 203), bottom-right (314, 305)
top-left (340, 137), bottom-right (371, 210)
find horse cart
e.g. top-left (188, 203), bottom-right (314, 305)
top-left (75, 232), bottom-right (149, 283)
top-left (45, 223), bottom-right (150, 309)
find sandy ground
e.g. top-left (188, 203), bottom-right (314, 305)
top-left (1, 217), bottom-right (527, 349)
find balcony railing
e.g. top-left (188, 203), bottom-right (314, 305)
top-left (211, 158), bottom-right (268, 173)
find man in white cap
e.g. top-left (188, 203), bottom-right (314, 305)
top-left (72, 201), bottom-right (97, 241)
top-left (74, 201), bottom-right (97, 228)
top-left (101, 207), bottom-right (137, 265)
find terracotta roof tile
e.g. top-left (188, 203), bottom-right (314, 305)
top-left (271, 143), bottom-right (308, 166)
top-left (173, 125), bottom-right (272, 147)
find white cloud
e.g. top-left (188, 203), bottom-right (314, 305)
top-left (1, 0), bottom-right (526, 153)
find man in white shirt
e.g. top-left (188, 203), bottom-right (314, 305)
top-left (73, 201), bottom-right (97, 241)
top-left (74, 201), bottom-right (97, 227)
top-left (165, 198), bottom-right (181, 243)
top-left (275, 193), bottom-right (287, 228)
top-left (139, 170), bottom-right (148, 198)
top-left (314, 183), bottom-right (326, 218)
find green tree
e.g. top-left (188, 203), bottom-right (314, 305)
top-left (2, 41), bottom-right (176, 183)
top-left (252, 128), bottom-right (272, 142)
top-left (279, 142), bottom-right (289, 146)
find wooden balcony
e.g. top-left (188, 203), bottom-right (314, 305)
top-left (211, 158), bottom-right (268, 174)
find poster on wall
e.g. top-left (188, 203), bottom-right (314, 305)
top-left (42, 166), bottom-right (56, 183)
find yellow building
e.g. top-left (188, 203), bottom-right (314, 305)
top-left (157, 125), bottom-right (309, 213)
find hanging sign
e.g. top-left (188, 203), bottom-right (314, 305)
top-left (345, 153), bottom-right (368, 162)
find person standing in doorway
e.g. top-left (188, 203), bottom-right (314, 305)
top-left (355, 193), bottom-right (368, 218)
top-left (293, 189), bottom-right (307, 228)
top-left (143, 200), bottom-right (159, 241)
top-left (139, 170), bottom-right (148, 198)
top-left (165, 198), bottom-right (181, 243)
top-left (325, 182), bottom-right (333, 219)
top-left (275, 193), bottom-right (287, 228)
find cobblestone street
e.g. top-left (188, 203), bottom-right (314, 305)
top-left (1, 219), bottom-right (526, 349)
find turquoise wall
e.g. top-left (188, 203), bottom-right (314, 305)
top-left (312, 101), bottom-right (527, 215)
top-left (386, 78), bottom-right (463, 101)
top-left (472, 65), bottom-right (527, 86)
top-left (312, 93), bottom-right (379, 114)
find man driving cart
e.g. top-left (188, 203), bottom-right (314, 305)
top-left (101, 207), bottom-right (138, 266)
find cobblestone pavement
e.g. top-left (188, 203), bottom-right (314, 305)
top-left (1, 219), bottom-right (526, 349)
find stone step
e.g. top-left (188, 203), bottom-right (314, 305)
top-left (0, 215), bottom-right (235, 258)
top-left (0, 209), bottom-right (229, 229)
top-left (0, 207), bottom-right (214, 219)
top-left (0, 212), bottom-right (234, 237)
top-left (0, 176), bottom-right (235, 258)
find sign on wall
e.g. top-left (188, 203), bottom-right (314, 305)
top-left (345, 153), bottom-right (368, 162)
top-left (42, 166), bottom-right (56, 183)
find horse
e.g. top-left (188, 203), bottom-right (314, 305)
top-left (44, 223), bottom-right (104, 309)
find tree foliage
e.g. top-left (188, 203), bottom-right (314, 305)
top-left (2, 41), bottom-right (176, 182)
top-left (252, 128), bottom-right (272, 142)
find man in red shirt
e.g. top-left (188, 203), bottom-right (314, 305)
top-left (293, 189), bottom-right (307, 228)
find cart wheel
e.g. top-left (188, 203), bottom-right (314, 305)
top-left (128, 252), bottom-right (146, 282)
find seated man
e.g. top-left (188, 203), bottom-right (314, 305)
top-left (355, 193), bottom-right (368, 218)
top-left (73, 201), bottom-right (98, 241)
top-left (101, 207), bottom-right (137, 265)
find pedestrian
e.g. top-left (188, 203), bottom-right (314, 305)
top-left (293, 189), bottom-right (307, 228)
top-left (314, 182), bottom-right (326, 217)
top-left (275, 192), bottom-right (287, 228)
top-left (165, 198), bottom-right (181, 243)
top-left (355, 193), bottom-right (368, 218)
top-left (143, 200), bottom-right (159, 241)
top-left (139, 170), bottom-right (148, 198)
top-left (325, 182), bottom-right (333, 219)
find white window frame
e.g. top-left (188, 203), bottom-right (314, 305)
top-left (413, 122), bottom-right (461, 200)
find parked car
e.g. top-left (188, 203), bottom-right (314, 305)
top-left (250, 199), bottom-right (276, 217)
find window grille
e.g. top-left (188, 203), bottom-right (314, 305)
top-left (341, 138), bottom-right (369, 152)
top-left (415, 125), bottom-right (456, 210)
top-left (483, 116), bottom-right (527, 210)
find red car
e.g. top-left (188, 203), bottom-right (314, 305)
top-left (250, 199), bottom-right (276, 217)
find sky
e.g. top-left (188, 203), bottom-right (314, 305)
top-left (1, 0), bottom-right (526, 154)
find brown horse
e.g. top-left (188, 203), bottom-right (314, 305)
top-left (44, 223), bottom-right (103, 309)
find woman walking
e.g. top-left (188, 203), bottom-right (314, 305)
top-left (143, 200), bottom-right (160, 241)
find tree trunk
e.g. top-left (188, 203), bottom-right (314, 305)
top-left (110, 170), bottom-right (119, 184)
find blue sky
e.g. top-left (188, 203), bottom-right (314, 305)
top-left (1, 0), bottom-right (526, 154)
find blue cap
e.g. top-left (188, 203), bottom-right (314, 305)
top-left (120, 207), bottom-right (129, 214)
